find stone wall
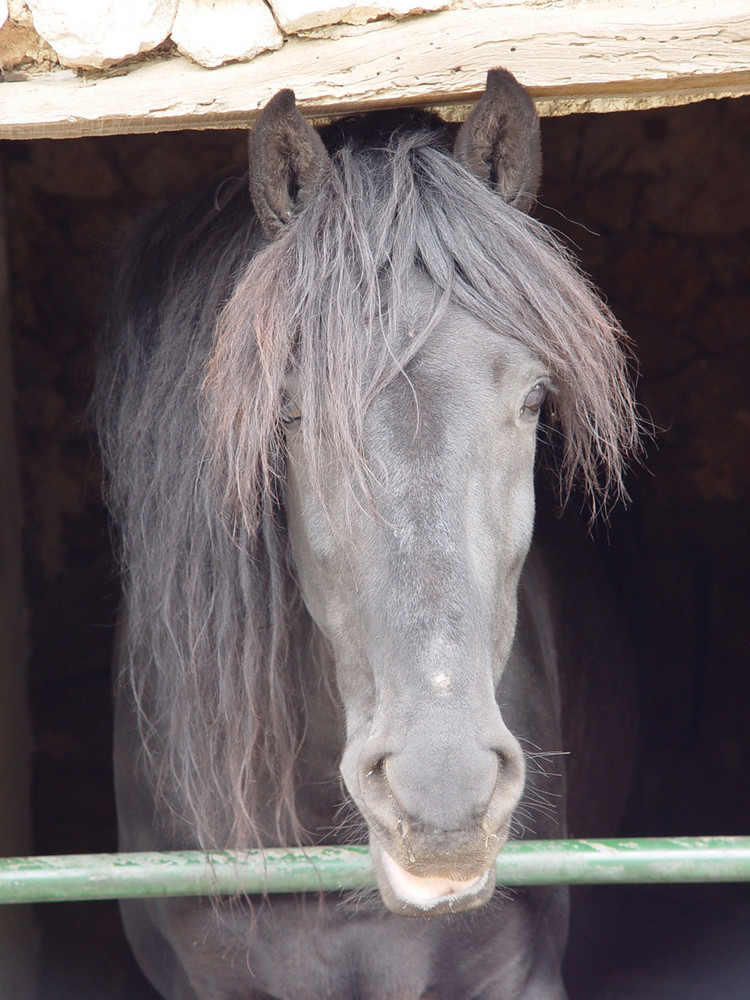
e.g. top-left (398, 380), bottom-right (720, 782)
top-left (3, 94), bottom-right (749, 997)
top-left (2, 0), bottom-right (449, 73)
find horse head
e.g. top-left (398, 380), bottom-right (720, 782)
top-left (246, 72), bottom-right (547, 915)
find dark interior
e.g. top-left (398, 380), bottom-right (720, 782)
top-left (2, 94), bottom-right (749, 998)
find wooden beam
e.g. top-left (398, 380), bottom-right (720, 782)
top-left (1, 0), bottom-right (749, 138)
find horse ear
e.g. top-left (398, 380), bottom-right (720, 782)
top-left (248, 89), bottom-right (330, 237)
top-left (454, 68), bottom-right (541, 213)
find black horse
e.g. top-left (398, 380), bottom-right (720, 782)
top-left (95, 69), bottom-right (639, 999)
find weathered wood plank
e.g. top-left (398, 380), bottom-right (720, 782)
top-left (1, 0), bottom-right (749, 138)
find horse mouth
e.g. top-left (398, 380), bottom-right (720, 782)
top-left (370, 839), bottom-right (495, 916)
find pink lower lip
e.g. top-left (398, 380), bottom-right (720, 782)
top-left (380, 849), bottom-right (488, 904)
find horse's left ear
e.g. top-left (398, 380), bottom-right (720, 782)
top-left (454, 68), bottom-right (541, 213)
top-left (249, 89), bottom-right (330, 237)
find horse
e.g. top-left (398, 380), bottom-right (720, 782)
top-left (94, 69), bottom-right (639, 1000)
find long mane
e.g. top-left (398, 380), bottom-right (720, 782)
top-left (94, 116), bottom-right (639, 850)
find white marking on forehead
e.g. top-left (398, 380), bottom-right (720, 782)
top-left (430, 671), bottom-right (453, 696)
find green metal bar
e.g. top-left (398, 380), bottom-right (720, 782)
top-left (1, 837), bottom-right (749, 905)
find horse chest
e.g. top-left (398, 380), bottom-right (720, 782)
top-left (164, 889), bottom-right (565, 1000)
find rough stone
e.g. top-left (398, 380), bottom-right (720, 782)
top-left (265, 0), bottom-right (348, 32)
top-left (25, 0), bottom-right (177, 69)
top-left (269, 0), bottom-right (445, 32)
top-left (0, 16), bottom-right (58, 70)
top-left (342, 0), bottom-right (447, 25)
top-left (171, 0), bottom-right (282, 69)
top-left (8, 0), bottom-right (34, 24)
top-left (296, 18), bottom-right (387, 37)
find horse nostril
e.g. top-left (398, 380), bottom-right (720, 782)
top-left (358, 752), bottom-right (399, 817)
top-left (485, 742), bottom-right (526, 822)
top-left (494, 741), bottom-right (523, 775)
top-left (362, 754), bottom-right (388, 783)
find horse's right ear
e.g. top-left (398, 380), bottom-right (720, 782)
top-left (454, 69), bottom-right (541, 213)
top-left (248, 89), bottom-right (330, 237)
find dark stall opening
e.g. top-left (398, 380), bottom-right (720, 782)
top-left (2, 95), bottom-right (749, 998)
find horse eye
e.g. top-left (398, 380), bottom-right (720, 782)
top-left (522, 383), bottom-right (547, 416)
top-left (280, 398), bottom-right (301, 424)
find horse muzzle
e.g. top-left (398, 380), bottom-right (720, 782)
top-left (342, 719), bottom-right (526, 916)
